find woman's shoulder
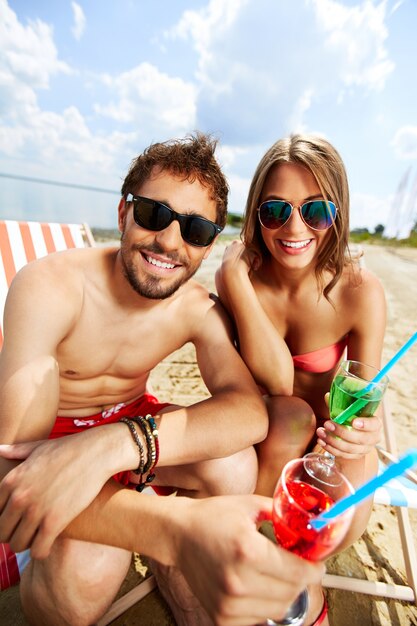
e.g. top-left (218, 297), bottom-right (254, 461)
top-left (338, 262), bottom-right (385, 304)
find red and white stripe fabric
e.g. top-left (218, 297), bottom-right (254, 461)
top-left (0, 219), bottom-right (94, 588)
top-left (0, 220), bottom-right (90, 348)
top-left (0, 544), bottom-right (19, 590)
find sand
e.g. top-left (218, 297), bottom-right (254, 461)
top-left (1, 240), bottom-right (416, 626)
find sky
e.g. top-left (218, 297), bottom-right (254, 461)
top-left (0, 0), bottom-right (417, 233)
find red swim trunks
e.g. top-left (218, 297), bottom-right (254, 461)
top-left (49, 392), bottom-right (171, 486)
top-left (0, 393), bottom-right (172, 590)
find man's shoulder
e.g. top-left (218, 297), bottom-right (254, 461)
top-left (176, 280), bottom-right (233, 336)
top-left (180, 279), bottom-right (217, 309)
top-left (11, 247), bottom-right (113, 295)
top-left (20, 246), bottom-right (112, 273)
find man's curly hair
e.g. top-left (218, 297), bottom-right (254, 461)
top-left (121, 132), bottom-right (229, 228)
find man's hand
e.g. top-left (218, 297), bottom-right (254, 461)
top-left (0, 427), bottom-right (127, 559)
top-left (173, 495), bottom-right (324, 626)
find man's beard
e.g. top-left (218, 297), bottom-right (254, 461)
top-left (120, 235), bottom-right (200, 300)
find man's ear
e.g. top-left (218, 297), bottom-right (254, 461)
top-left (117, 197), bottom-right (127, 233)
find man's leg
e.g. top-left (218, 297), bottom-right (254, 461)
top-left (148, 447), bottom-right (258, 626)
top-left (20, 537), bottom-right (131, 626)
top-left (155, 445), bottom-right (258, 497)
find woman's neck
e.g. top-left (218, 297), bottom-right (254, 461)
top-left (261, 257), bottom-right (319, 296)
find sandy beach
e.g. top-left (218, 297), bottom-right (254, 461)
top-left (1, 240), bottom-right (416, 626)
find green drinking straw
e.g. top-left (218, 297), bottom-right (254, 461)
top-left (332, 331), bottom-right (417, 425)
top-left (311, 448), bottom-right (417, 531)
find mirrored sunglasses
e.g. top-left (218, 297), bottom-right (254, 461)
top-left (258, 199), bottom-right (338, 231)
top-left (126, 194), bottom-right (223, 247)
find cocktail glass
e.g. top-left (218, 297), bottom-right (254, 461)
top-left (329, 359), bottom-right (389, 428)
top-left (265, 453), bottom-right (354, 626)
top-left (320, 359), bottom-right (390, 467)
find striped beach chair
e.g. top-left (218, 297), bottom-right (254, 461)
top-left (0, 219), bottom-right (95, 589)
top-left (322, 244), bottom-right (417, 605)
top-left (0, 219), bottom-right (154, 619)
top-left (323, 400), bottom-right (417, 605)
top-left (0, 220), bottom-right (95, 348)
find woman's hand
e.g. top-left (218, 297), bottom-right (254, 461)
top-left (316, 392), bottom-right (382, 459)
top-left (316, 415), bottom-right (382, 460)
top-left (221, 240), bottom-right (262, 276)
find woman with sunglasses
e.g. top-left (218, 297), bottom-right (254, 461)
top-left (216, 134), bottom-right (385, 625)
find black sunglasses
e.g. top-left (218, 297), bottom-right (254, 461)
top-left (258, 199), bottom-right (338, 231)
top-left (126, 194), bottom-right (222, 247)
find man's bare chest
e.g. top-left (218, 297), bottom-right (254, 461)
top-left (57, 309), bottom-right (191, 379)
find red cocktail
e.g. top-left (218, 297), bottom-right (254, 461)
top-left (273, 478), bottom-right (350, 561)
top-left (268, 454), bottom-right (354, 625)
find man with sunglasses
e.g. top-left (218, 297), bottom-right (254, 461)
top-left (0, 133), bottom-right (324, 626)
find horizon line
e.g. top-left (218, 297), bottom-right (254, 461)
top-left (0, 172), bottom-right (120, 196)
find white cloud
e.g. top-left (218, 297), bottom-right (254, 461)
top-left (389, 0), bottom-right (405, 16)
top-left (227, 172), bottom-right (251, 215)
top-left (216, 143), bottom-right (250, 170)
top-left (165, 0), bottom-right (395, 142)
top-left (0, 102), bottom-right (135, 181)
top-left (350, 191), bottom-right (392, 231)
top-left (288, 89), bottom-right (314, 134)
top-left (0, 0), bottom-right (404, 230)
top-left (71, 2), bottom-right (86, 41)
top-left (311, 0), bottom-right (395, 92)
top-left (0, 2), bottom-right (130, 185)
top-left (94, 63), bottom-right (197, 136)
top-left (391, 126), bottom-right (417, 159)
top-left (167, 0), bottom-right (248, 67)
top-left (0, 0), bottom-right (71, 90)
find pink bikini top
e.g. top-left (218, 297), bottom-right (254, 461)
top-left (292, 336), bottom-right (348, 374)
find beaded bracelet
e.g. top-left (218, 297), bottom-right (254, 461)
top-left (120, 417), bottom-right (145, 475)
top-left (145, 414), bottom-right (160, 468)
top-left (132, 417), bottom-right (156, 474)
top-left (131, 414), bottom-right (160, 492)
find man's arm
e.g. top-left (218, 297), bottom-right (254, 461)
top-left (0, 259), bottom-right (140, 555)
top-left (66, 485), bottom-right (325, 626)
top-left (155, 296), bottom-right (268, 466)
top-left (0, 285), bottom-right (267, 555)
top-left (0, 260), bottom-right (74, 472)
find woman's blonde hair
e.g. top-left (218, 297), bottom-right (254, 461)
top-left (241, 134), bottom-right (350, 299)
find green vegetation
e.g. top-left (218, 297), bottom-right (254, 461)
top-left (227, 212), bottom-right (244, 228)
top-left (350, 222), bottom-right (417, 248)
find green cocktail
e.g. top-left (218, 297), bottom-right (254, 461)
top-left (329, 360), bottom-right (389, 428)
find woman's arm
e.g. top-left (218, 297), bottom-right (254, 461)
top-left (317, 268), bottom-right (386, 459)
top-left (215, 241), bottom-right (294, 395)
top-left (315, 269), bottom-right (386, 543)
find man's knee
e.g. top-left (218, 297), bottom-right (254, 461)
top-left (195, 446), bottom-right (258, 496)
top-left (20, 541), bottom-right (131, 626)
top-left (21, 565), bottom-right (122, 626)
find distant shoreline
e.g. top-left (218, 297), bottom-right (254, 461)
top-left (92, 226), bottom-right (417, 250)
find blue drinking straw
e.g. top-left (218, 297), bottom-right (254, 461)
top-left (311, 449), bottom-right (417, 531)
top-left (333, 331), bottom-right (417, 425)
